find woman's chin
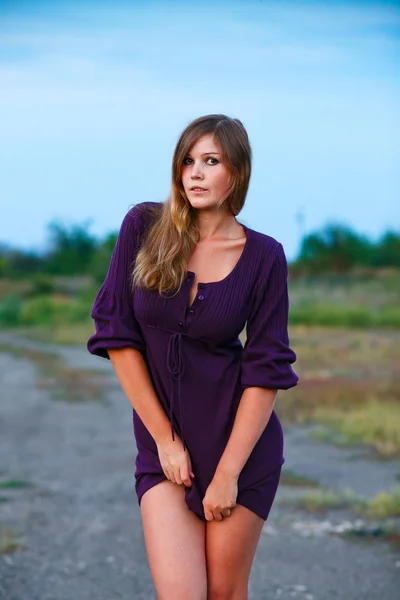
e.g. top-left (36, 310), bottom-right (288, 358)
top-left (188, 197), bottom-right (219, 210)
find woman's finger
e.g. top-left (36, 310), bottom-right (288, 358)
top-left (180, 463), bottom-right (192, 487)
top-left (187, 454), bottom-right (195, 479)
top-left (163, 467), bottom-right (175, 484)
top-left (204, 507), bottom-right (214, 522)
top-left (212, 510), bottom-right (223, 522)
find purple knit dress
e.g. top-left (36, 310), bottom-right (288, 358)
top-left (87, 201), bottom-right (299, 521)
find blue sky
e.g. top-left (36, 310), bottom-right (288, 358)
top-left (1, 0), bottom-right (399, 260)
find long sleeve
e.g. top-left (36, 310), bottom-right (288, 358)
top-left (87, 206), bottom-right (146, 359)
top-left (241, 242), bottom-right (299, 390)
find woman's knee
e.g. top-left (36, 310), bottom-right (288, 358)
top-left (207, 577), bottom-right (247, 600)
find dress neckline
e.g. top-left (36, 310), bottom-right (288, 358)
top-left (186, 222), bottom-right (252, 288)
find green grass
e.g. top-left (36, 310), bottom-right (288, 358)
top-left (273, 326), bottom-right (400, 458)
top-left (289, 271), bottom-right (400, 311)
top-left (0, 479), bottom-right (34, 507)
top-left (344, 523), bottom-right (400, 547)
top-left (309, 401), bottom-right (400, 458)
top-left (0, 529), bottom-right (26, 554)
top-left (0, 479), bottom-right (33, 490)
top-left (280, 469), bottom-right (320, 488)
top-left (289, 304), bottom-right (400, 329)
top-left (286, 486), bottom-right (400, 520)
top-left (292, 489), bottom-right (358, 513)
top-left (364, 487), bottom-right (400, 519)
top-left (287, 270), bottom-right (400, 328)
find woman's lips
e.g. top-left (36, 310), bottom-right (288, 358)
top-left (190, 188), bottom-right (208, 193)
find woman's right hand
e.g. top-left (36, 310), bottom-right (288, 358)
top-left (156, 435), bottom-right (195, 487)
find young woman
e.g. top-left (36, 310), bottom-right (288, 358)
top-left (87, 114), bottom-right (298, 600)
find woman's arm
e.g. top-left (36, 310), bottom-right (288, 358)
top-left (108, 347), bottom-right (195, 487)
top-left (202, 387), bottom-right (278, 520)
top-left (214, 243), bottom-right (297, 478)
top-left (108, 347), bottom-right (172, 445)
top-left (87, 206), bottom-right (171, 443)
top-left (87, 206), bottom-right (193, 486)
top-left (214, 387), bottom-right (277, 479)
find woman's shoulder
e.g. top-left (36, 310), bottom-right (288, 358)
top-left (123, 201), bottom-right (163, 234)
top-left (244, 223), bottom-right (283, 258)
top-left (112, 202), bottom-right (162, 249)
top-left (242, 224), bottom-right (288, 286)
top-left (126, 201), bottom-right (163, 222)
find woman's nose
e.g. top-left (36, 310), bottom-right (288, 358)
top-left (190, 162), bottom-right (204, 179)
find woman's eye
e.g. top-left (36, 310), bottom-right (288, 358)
top-left (183, 157), bottom-right (219, 165)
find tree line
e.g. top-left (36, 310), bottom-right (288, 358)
top-left (294, 223), bottom-right (399, 274)
top-left (0, 220), bottom-right (399, 281)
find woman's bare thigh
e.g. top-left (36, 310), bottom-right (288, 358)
top-left (140, 480), bottom-right (207, 600)
top-left (205, 504), bottom-right (264, 600)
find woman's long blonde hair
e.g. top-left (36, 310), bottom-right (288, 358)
top-left (132, 114), bottom-right (252, 295)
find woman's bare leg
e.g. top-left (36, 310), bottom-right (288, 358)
top-left (205, 504), bottom-right (264, 600)
top-left (140, 480), bottom-right (207, 600)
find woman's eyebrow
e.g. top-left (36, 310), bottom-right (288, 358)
top-left (186, 151), bottom-right (220, 156)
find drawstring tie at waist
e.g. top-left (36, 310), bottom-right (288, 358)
top-left (149, 325), bottom-right (208, 452)
top-left (166, 331), bottom-right (186, 451)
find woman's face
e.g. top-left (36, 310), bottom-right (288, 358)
top-left (181, 134), bottom-right (231, 211)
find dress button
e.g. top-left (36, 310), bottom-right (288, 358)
top-left (198, 295), bottom-right (204, 301)
top-left (178, 321), bottom-right (183, 327)
top-left (189, 309), bottom-right (195, 316)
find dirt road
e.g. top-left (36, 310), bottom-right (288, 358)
top-left (0, 334), bottom-right (399, 599)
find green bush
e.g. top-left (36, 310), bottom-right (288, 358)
top-left (29, 273), bottom-right (55, 296)
top-left (19, 295), bottom-right (60, 326)
top-left (58, 299), bottom-right (93, 324)
top-left (0, 290), bottom-right (94, 328)
top-left (341, 308), bottom-right (374, 328)
top-left (376, 307), bottom-right (400, 329)
top-left (0, 293), bottom-right (22, 326)
top-left (75, 285), bottom-right (98, 304)
top-left (19, 294), bottom-right (94, 327)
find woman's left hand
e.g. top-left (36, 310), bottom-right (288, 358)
top-left (203, 472), bottom-right (238, 522)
